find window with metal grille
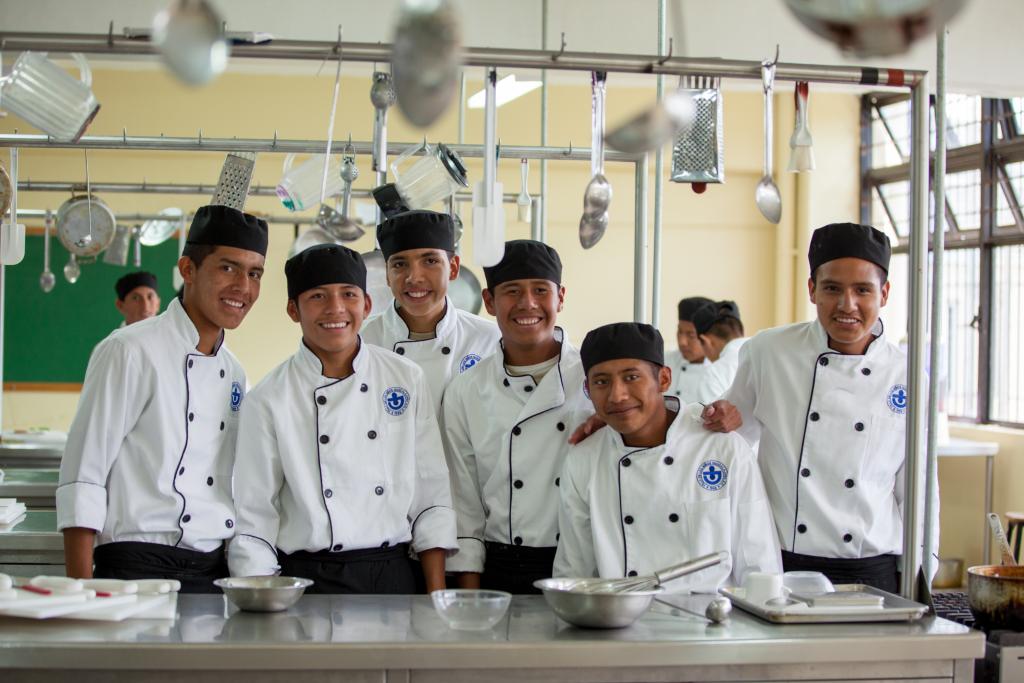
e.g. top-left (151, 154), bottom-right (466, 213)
top-left (861, 94), bottom-right (1024, 426)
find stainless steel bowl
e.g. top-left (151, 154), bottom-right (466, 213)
top-left (533, 578), bottom-right (661, 629)
top-left (214, 576), bottom-right (314, 612)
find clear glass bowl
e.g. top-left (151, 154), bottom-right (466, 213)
top-left (783, 571), bottom-right (835, 595)
top-left (430, 589), bottom-right (512, 630)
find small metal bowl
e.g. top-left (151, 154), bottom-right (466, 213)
top-left (533, 578), bottom-right (662, 629)
top-left (214, 576), bottom-right (314, 612)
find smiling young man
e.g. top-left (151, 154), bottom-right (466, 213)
top-left (361, 210), bottom-right (499, 413)
top-left (58, 205), bottom-right (267, 592)
top-left (664, 296), bottom-right (713, 403)
top-left (228, 244), bottom-right (456, 593)
top-left (555, 323), bottom-right (780, 592)
top-left (702, 222), bottom-right (938, 591)
top-left (114, 271), bottom-right (161, 326)
top-left (442, 240), bottom-right (591, 593)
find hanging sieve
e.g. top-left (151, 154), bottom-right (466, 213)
top-left (671, 75), bottom-right (725, 187)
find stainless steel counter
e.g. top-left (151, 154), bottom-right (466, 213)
top-left (0, 443), bottom-right (63, 469)
top-left (0, 510), bottom-right (63, 576)
top-left (0, 594), bottom-right (984, 682)
top-left (0, 468), bottom-right (58, 509)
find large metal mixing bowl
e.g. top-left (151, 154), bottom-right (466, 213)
top-left (534, 578), bottom-right (661, 629)
top-left (213, 576), bottom-right (313, 612)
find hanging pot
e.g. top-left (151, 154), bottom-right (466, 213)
top-left (55, 194), bottom-right (116, 258)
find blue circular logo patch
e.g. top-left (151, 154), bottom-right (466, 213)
top-left (230, 381), bottom-right (243, 412)
top-left (459, 353), bottom-right (482, 373)
top-left (697, 460), bottom-right (728, 491)
top-left (383, 386), bottom-right (411, 416)
top-left (887, 384), bottom-right (908, 415)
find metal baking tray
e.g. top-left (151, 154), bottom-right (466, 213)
top-left (721, 584), bottom-right (930, 624)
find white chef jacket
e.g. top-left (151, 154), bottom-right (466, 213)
top-left (442, 328), bottom-right (592, 573)
top-left (361, 296), bottom-right (500, 414)
top-left (724, 320), bottom-right (939, 565)
top-left (228, 339), bottom-right (457, 577)
top-left (696, 337), bottom-right (748, 404)
top-left (664, 349), bottom-right (708, 404)
top-left (58, 297), bottom-right (244, 552)
top-left (554, 399), bottom-right (781, 593)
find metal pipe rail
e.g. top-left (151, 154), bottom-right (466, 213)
top-left (0, 134), bottom-right (641, 162)
top-left (0, 32), bottom-right (925, 86)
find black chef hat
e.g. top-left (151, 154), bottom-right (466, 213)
top-left (377, 210), bottom-right (455, 260)
top-left (581, 322), bottom-right (665, 375)
top-left (186, 205), bottom-right (269, 257)
top-left (285, 244), bottom-right (367, 300)
top-left (114, 271), bottom-right (158, 300)
top-left (678, 296), bottom-right (714, 323)
top-left (808, 222), bottom-right (891, 276)
top-left (692, 300), bottom-right (741, 336)
top-left (483, 239), bottom-right (562, 290)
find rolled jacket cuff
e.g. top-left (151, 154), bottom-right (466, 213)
top-left (56, 481), bottom-right (107, 532)
top-left (410, 506), bottom-right (458, 557)
top-left (445, 536), bottom-right (485, 573)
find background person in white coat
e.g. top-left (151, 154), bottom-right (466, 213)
top-left (693, 300), bottom-right (747, 404)
top-left (665, 296), bottom-right (713, 403)
top-left (361, 210), bottom-right (499, 414)
top-left (58, 206), bottom-right (268, 592)
top-left (443, 240), bottom-right (592, 593)
top-left (703, 223), bottom-right (938, 592)
top-left (555, 323), bottom-right (781, 593)
top-left (228, 244), bottom-right (457, 593)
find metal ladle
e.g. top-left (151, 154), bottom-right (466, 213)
top-left (370, 72), bottom-right (397, 175)
top-left (39, 210), bottom-right (56, 293)
top-left (318, 148), bottom-right (365, 242)
top-left (580, 71), bottom-right (611, 249)
top-left (63, 253), bottom-right (80, 284)
top-left (754, 46), bottom-right (782, 224)
top-left (654, 595), bottom-right (732, 625)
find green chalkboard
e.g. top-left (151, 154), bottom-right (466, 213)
top-left (3, 234), bottom-right (181, 383)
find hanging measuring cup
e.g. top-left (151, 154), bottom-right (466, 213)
top-left (390, 141), bottom-right (468, 210)
top-left (276, 154), bottom-right (346, 212)
top-left (0, 52), bottom-right (100, 142)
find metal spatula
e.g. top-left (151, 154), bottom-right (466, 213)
top-left (210, 152), bottom-right (256, 210)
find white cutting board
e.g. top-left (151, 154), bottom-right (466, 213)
top-left (0, 593), bottom-right (137, 619)
top-left (60, 594), bottom-right (171, 621)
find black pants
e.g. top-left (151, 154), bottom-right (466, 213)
top-left (782, 550), bottom-right (900, 593)
top-left (482, 542), bottom-right (556, 594)
top-left (278, 543), bottom-right (414, 594)
top-left (93, 541), bottom-right (227, 594)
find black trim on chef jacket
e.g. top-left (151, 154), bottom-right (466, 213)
top-left (313, 372), bottom-right (345, 553)
top-left (500, 335), bottom-right (567, 548)
top-left (791, 350), bottom-right (838, 550)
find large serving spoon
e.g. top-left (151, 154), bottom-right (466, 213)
top-left (39, 210), bottom-right (56, 293)
top-left (580, 71), bottom-right (611, 249)
top-left (370, 72), bottom-right (397, 176)
top-left (318, 150), bottom-right (365, 242)
top-left (754, 46), bottom-right (782, 224)
top-left (988, 513), bottom-right (1018, 566)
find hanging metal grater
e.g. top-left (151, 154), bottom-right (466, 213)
top-left (210, 152), bottom-right (256, 210)
top-left (671, 76), bottom-right (725, 186)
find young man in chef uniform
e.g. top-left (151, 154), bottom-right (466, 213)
top-left (555, 323), bottom-right (781, 591)
top-left (692, 300), bottom-right (747, 403)
top-left (443, 240), bottom-right (591, 593)
top-left (361, 210), bottom-right (499, 414)
top-left (58, 205), bottom-right (268, 592)
top-left (704, 222), bottom-right (938, 591)
top-left (665, 296), bottom-right (713, 403)
top-left (114, 271), bottom-right (161, 326)
top-left (228, 244), bottom-right (457, 593)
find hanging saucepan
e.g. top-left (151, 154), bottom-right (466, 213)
top-left (55, 194), bottom-right (116, 258)
top-left (967, 513), bottom-right (1024, 630)
top-left (449, 267), bottom-right (482, 314)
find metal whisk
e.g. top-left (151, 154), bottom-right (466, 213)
top-left (570, 551), bottom-right (728, 594)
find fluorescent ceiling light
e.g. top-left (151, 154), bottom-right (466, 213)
top-left (467, 74), bottom-right (542, 109)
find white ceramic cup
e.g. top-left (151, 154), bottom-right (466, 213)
top-left (0, 52), bottom-right (100, 142)
top-left (744, 572), bottom-right (786, 604)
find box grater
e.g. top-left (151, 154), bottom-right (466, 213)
top-left (671, 76), bottom-right (725, 185)
top-left (210, 152), bottom-right (256, 210)
top-left (102, 224), bottom-right (131, 266)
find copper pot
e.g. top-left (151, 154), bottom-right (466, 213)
top-left (967, 564), bottom-right (1024, 630)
